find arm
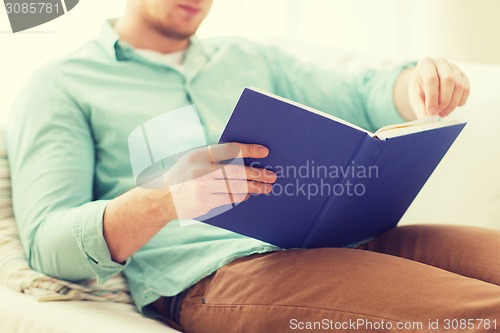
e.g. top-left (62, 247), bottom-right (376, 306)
top-left (6, 67), bottom-right (124, 282)
top-left (7, 68), bottom-right (274, 278)
top-left (263, 47), bottom-right (469, 130)
top-left (103, 188), bottom-right (175, 264)
top-left (263, 46), bottom-right (411, 131)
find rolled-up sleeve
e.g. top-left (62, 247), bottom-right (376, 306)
top-left (5, 66), bottom-right (128, 283)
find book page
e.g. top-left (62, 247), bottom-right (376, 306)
top-left (374, 116), bottom-right (463, 139)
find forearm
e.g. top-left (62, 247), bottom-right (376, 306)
top-left (25, 187), bottom-right (177, 280)
top-left (394, 67), bottom-right (417, 121)
top-left (103, 187), bottom-right (177, 263)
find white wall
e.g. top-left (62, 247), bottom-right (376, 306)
top-left (409, 0), bottom-right (500, 63)
top-left (0, 0), bottom-right (128, 124)
top-left (2, 0), bottom-right (500, 123)
top-left (203, 0), bottom-right (500, 63)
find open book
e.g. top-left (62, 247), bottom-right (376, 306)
top-left (200, 88), bottom-right (465, 248)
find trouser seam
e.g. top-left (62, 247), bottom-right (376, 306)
top-left (183, 302), bottom-right (441, 333)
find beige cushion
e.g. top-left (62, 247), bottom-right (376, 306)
top-left (0, 130), bottom-right (132, 303)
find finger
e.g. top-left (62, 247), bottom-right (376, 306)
top-left (440, 65), bottom-right (464, 117)
top-left (434, 58), bottom-right (456, 111)
top-left (408, 75), bottom-right (426, 118)
top-left (245, 180), bottom-right (273, 194)
top-left (214, 164), bottom-right (277, 183)
top-left (458, 70), bottom-right (471, 107)
top-left (417, 58), bottom-right (440, 115)
top-left (209, 143), bottom-right (269, 162)
top-left (212, 179), bottom-right (272, 194)
top-left (410, 95), bottom-right (426, 119)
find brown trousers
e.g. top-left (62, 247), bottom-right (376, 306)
top-left (155, 225), bottom-right (500, 333)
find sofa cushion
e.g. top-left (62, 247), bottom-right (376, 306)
top-left (0, 130), bottom-right (132, 303)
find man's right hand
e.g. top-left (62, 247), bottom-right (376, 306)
top-left (165, 143), bottom-right (277, 220)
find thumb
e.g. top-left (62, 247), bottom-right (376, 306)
top-left (409, 78), bottom-right (426, 119)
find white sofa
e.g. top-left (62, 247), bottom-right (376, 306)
top-left (0, 61), bottom-right (498, 333)
top-left (400, 62), bottom-right (500, 229)
top-left (0, 285), bottom-right (175, 333)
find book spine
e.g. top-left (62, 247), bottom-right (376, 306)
top-left (300, 135), bottom-right (386, 248)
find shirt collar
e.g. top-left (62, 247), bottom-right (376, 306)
top-left (98, 19), bottom-right (123, 61)
top-left (97, 19), bottom-right (215, 70)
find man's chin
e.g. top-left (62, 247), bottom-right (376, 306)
top-left (156, 25), bottom-right (197, 41)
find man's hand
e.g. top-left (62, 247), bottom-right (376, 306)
top-left (165, 143), bottom-right (277, 220)
top-left (104, 142), bottom-right (275, 262)
top-left (395, 58), bottom-right (471, 120)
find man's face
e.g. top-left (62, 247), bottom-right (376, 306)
top-left (139, 0), bottom-right (213, 40)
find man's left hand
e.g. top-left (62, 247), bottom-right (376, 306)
top-left (408, 57), bottom-right (470, 119)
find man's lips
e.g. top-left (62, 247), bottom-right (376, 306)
top-left (177, 4), bottom-right (202, 15)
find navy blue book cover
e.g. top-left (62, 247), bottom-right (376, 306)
top-left (200, 88), bottom-right (465, 248)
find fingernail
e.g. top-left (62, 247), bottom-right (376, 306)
top-left (259, 146), bottom-right (269, 156)
top-left (267, 172), bottom-right (277, 182)
top-left (439, 111), bottom-right (447, 117)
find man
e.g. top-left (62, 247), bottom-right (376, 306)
top-left (6, 0), bottom-right (500, 332)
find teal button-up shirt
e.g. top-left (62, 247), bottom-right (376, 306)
top-left (6, 21), bottom-right (407, 312)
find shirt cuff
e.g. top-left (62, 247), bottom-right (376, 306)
top-left (73, 200), bottom-right (129, 283)
top-left (367, 61), bottom-right (417, 130)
